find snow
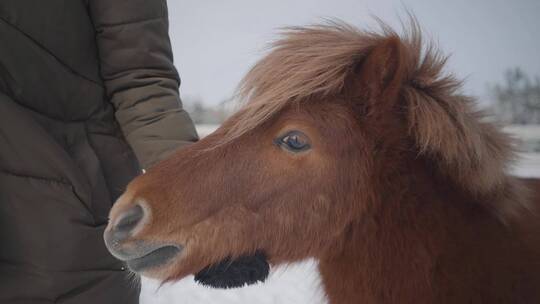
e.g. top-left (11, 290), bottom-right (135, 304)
top-left (510, 153), bottom-right (540, 178)
top-left (140, 259), bottom-right (326, 304)
top-left (138, 124), bottom-right (540, 304)
top-left (195, 124), bottom-right (218, 137)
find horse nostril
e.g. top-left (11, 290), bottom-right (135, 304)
top-left (113, 204), bottom-right (144, 239)
top-left (104, 204), bottom-right (149, 259)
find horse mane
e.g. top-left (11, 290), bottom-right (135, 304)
top-left (224, 19), bottom-right (530, 220)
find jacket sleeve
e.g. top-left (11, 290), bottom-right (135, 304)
top-left (88, 0), bottom-right (199, 169)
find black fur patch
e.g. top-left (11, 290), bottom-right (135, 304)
top-left (194, 251), bottom-right (269, 288)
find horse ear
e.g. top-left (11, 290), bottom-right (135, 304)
top-left (349, 36), bottom-right (406, 109)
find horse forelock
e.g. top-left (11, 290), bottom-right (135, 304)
top-left (220, 20), bottom-right (386, 143)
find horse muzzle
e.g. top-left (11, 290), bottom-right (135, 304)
top-left (104, 203), bottom-right (183, 272)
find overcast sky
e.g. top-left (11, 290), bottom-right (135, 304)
top-left (167, 0), bottom-right (540, 106)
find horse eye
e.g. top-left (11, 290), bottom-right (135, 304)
top-left (277, 131), bottom-right (311, 152)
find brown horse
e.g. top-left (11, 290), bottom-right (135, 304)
top-left (104, 21), bottom-right (540, 303)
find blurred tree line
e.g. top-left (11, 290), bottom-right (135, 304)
top-left (182, 96), bottom-right (233, 124)
top-left (182, 68), bottom-right (540, 126)
top-left (490, 68), bottom-right (540, 124)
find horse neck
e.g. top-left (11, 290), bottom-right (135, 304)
top-left (317, 158), bottom-right (506, 304)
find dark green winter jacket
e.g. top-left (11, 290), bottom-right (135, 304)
top-left (0, 0), bottom-right (198, 303)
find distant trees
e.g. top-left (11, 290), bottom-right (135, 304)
top-left (182, 96), bottom-right (232, 124)
top-left (490, 68), bottom-right (540, 124)
top-left (182, 68), bottom-right (540, 126)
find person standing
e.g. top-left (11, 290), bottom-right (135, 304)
top-left (0, 0), bottom-right (198, 303)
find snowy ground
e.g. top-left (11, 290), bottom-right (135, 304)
top-left (140, 260), bottom-right (326, 304)
top-left (138, 125), bottom-right (540, 304)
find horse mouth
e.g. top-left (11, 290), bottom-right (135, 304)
top-left (126, 245), bottom-right (182, 273)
